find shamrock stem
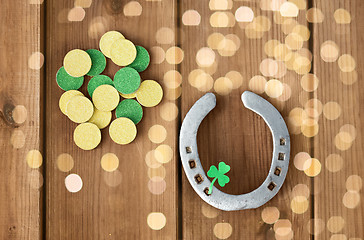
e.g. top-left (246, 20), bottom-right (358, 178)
top-left (208, 177), bottom-right (218, 194)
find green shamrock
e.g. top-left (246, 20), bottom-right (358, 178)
top-left (207, 161), bottom-right (231, 194)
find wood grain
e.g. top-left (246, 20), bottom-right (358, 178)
top-left (46, 0), bottom-right (177, 239)
top-left (0, 1), bottom-right (43, 239)
top-left (0, 0), bottom-right (363, 239)
top-left (179, 1), bottom-right (312, 239)
top-left (313, 0), bottom-right (364, 239)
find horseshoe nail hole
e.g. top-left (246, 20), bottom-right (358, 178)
top-left (186, 146), bottom-right (192, 154)
top-left (268, 182), bottom-right (276, 191)
top-left (280, 138), bottom-right (286, 145)
top-left (188, 160), bottom-right (196, 169)
top-left (194, 174), bottom-right (204, 184)
top-left (278, 153), bottom-right (285, 161)
top-left (274, 167), bottom-right (281, 176)
top-left (204, 187), bottom-right (211, 196)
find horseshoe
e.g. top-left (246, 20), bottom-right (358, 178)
top-left (179, 91), bottom-right (290, 211)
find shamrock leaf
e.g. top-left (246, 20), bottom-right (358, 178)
top-left (207, 161), bottom-right (231, 194)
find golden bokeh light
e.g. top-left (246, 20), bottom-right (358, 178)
top-left (160, 102), bottom-right (178, 121)
top-left (164, 70), bottom-right (182, 89)
top-left (57, 153), bottom-right (74, 172)
top-left (260, 58), bottom-right (278, 77)
top-left (325, 154), bottom-right (344, 173)
top-left (214, 77), bottom-right (233, 95)
top-left (279, 2), bottom-right (299, 17)
top-left (213, 223), bottom-right (233, 239)
top-left (103, 170), bottom-right (122, 187)
top-left (28, 52), bottom-right (45, 70)
top-left (301, 118), bottom-right (319, 137)
top-left (249, 75), bottom-right (267, 94)
top-left (123, 1), bottom-right (142, 17)
top-left (156, 27), bottom-right (174, 44)
top-left (285, 33), bottom-right (304, 50)
top-left (196, 47), bottom-right (215, 67)
top-left (209, 0), bottom-right (232, 10)
top-left (10, 129), bottom-right (26, 149)
top-left (303, 158), bottom-right (321, 177)
top-left (265, 79), bottom-right (283, 98)
top-left (147, 212), bottom-right (166, 230)
top-left (294, 152), bottom-right (311, 171)
top-left (182, 10), bottom-right (201, 26)
top-left (148, 177), bottom-right (166, 195)
top-left (261, 206), bottom-right (280, 224)
top-left (165, 46), bottom-right (184, 64)
top-left (148, 125), bottom-right (167, 144)
top-left (340, 124), bottom-right (357, 140)
top-left (291, 184), bottom-right (310, 199)
top-left (334, 8), bottom-right (351, 24)
top-left (291, 196), bottom-right (309, 214)
top-left (208, 33), bottom-right (225, 49)
top-left (101, 153), bottom-right (119, 172)
top-left (235, 6), bottom-right (254, 22)
top-left (74, 0), bottom-right (92, 8)
top-left (346, 175), bottom-right (362, 192)
top-left (201, 203), bottom-right (220, 218)
top-left (323, 101), bottom-right (341, 120)
top-left (150, 46), bottom-right (165, 64)
top-left (301, 73), bottom-right (319, 92)
top-left (26, 150), bottom-right (43, 169)
top-left (338, 54), bottom-right (356, 72)
top-left (343, 191), bottom-right (360, 209)
top-left (306, 8), bottom-right (324, 23)
top-left (225, 71), bottom-right (243, 89)
top-left (274, 219), bottom-right (292, 237)
top-left (340, 70), bottom-right (358, 85)
top-left (335, 132), bottom-right (353, 151)
top-left (270, 0), bottom-right (286, 11)
top-left (320, 41), bottom-right (340, 62)
top-left (148, 166), bottom-right (166, 179)
top-left (327, 216), bottom-right (345, 233)
top-left (68, 7), bottom-right (85, 22)
top-left (154, 144), bottom-right (173, 163)
top-left (145, 150), bottom-right (162, 169)
top-left (292, 25), bottom-right (310, 41)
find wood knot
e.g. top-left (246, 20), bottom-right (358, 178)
top-left (104, 0), bottom-right (123, 15)
top-left (1, 102), bottom-right (17, 127)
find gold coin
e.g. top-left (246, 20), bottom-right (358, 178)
top-left (73, 122), bottom-right (101, 150)
top-left (136, 80), bottom-right (163, 107)
top-left (110, 39), bottom-right (137, 66)
top-left (109, 117), bottom-right (137, 145)
top-left (66, 96), bottom-right (94, 123)
top-left (92, 85), bottom-right (120, 111)
top-left (99, 31), bottom-right (125, 58)
top-left (63, 49), bottom-right (92, 77)
top-left (88, 108), bottom-right (112, 129)
top-left (59, 90), bottom-right (84, 115)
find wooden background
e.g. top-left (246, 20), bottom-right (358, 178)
top-left (0, 0), bottom-right (363, 239)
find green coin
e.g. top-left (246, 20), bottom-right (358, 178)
top-left (87, 75), bottom-right (114, 97)
top-left (113, 67), bottom-right (141, 94)
top-left (86, 49), bottom-right (107, 76)
top-left (115, 99), bottom-right (143, 124)
top-left (56, 66), bottom-right (84, 91)
top-left (127, 46), bottom-right (150, 72)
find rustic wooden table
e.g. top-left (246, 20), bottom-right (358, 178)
top-left (0, 0), bottom-right (363, 239)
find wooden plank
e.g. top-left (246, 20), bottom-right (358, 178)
top-left (312, 0), bottom-right (364, 239)
top-left (46, 0), bottom-right (177, 239)
top-left (180, 1), bottom-right (312, 239)
top-left (0, 0), bottom-right (44, 239)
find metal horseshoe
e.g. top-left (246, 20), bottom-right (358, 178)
top-left (179, 91), bottom-right (290, 211)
